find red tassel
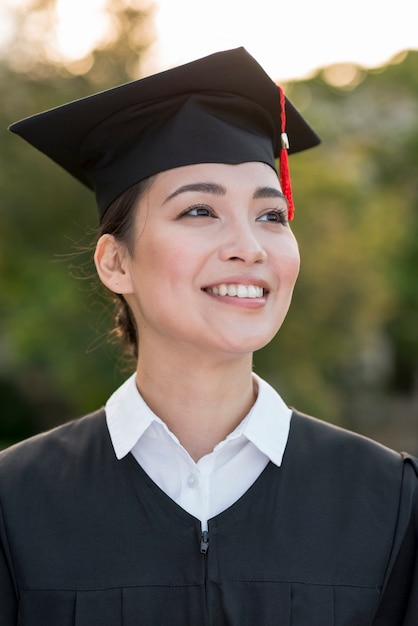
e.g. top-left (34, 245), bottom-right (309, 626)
top-left (278, 86), bottom-right (295, 220)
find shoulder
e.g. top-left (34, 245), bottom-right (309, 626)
top-left (290, 408), bottom-right (404, 466)
top-left (288, 409), bottom-right (418, 501)
top-left (0, 409), bottom-right (108, 491)
top-left (287, 409), bottom-right (418, 537)
top-left (402, 451), bottom-right (418, 476)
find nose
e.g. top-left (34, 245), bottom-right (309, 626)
top-left (218, 222), bottom-right (268, 265)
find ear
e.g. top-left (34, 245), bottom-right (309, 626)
top-left (94, 234), bottom-right (133, 295)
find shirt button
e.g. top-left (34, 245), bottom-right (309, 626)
top-left (187, 473), bottom-right (198, 488)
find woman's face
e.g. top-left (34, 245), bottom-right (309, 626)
top-left (122, 162), bottom-right (300, 360)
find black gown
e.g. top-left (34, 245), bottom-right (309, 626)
top-left (0, 408), bottom-right (417, 625)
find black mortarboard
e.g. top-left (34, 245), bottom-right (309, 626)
top-left (9, 47), bottom-right (320, 221)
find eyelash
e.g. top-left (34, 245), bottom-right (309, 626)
top-left (178, 205), bottom-right (288, 224)
top-left (178, 204), bottom-right (215, 218)
top-left (257, 208), bottom-right (288, 225)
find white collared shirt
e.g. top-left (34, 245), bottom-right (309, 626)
top-left (106, 373), bottom-right (291, 531)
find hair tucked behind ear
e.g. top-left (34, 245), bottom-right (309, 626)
top-left (97, 177), bottom-right (154, 360)
top-left (112, 294), bottom-right (139, 359)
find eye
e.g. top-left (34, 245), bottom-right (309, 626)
top-left (257, 208), bottom-right (288, 225)
top-left (178, 204), bottom-right (216, 218)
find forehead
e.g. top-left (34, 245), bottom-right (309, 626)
top-left (149, 161), bottom-right (281, 197)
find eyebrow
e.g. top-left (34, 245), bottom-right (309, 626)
top-left (163, 182), bottom-right (287, 204)
top-left (253, 186), bottom-right (287, 202)
top-left (163, 183), bottom-right (226, 204)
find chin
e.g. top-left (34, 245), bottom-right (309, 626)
top-left (220, 332), bottom-right (279, 356)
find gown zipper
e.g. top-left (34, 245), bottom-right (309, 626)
top-left (200, 530), bottom-right (209, 555)
top-left (200, 530), bottom-right (209, 625)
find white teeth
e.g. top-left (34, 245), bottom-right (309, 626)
top-left (207, 284), bottom-right (264, 298)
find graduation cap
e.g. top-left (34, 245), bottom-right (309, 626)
top-left (9, 47), bottom-right (320, 221)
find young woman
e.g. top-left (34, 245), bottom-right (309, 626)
top-left (1, 47), bottom-right (417, 625)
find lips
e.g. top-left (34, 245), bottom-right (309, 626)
top-left (205, 283), bottom-right (265, 298)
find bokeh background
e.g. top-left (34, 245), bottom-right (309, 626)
top-left (1, 0), bottom-right (417, 453)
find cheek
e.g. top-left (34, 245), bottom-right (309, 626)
top-left (289, 250), bottom-right (301, 283)
top-left (137, 235), bottom-right (203, 289)
top-left (275, 240), bottom-right (300, 286)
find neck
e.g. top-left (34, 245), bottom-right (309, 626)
top-left (135, 348), bottom-right (256, 462)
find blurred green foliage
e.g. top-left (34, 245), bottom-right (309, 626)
top-left (0, 4), bottom-right (417, 452)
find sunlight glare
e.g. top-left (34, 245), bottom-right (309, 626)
top-left (152, 0), bottom-right (418, 82)
top-left (322, 64), bottom-right (366, 90)
top-left (1, 0), bottom-right (417, 81)
top-left (55, 0), bottom-right (111, 61)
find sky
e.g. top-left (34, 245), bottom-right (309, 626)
top-left (1, 0), bottom-right (417, 82)
top-left (150, 0), bottom-right (418, 81)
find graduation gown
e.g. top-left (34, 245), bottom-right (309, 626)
top-left (0, 408), bottom-right (417, 625)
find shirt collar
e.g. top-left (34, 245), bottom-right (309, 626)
top-left (105, 372), bottom-right (291, 466)
top-left (105, 373), bottom-right (158, 460)
top-left (241, 373), bottom-right (291, 466)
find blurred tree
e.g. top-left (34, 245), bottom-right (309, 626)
top-left (3, 0), bottom-right (154, 84)
top-left (0, 0), bottom-right (155, 445)
top-left (365, 53), bottom-right (418, 398)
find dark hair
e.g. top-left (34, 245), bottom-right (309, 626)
top-left (97, 177), bottom-right (154, 359)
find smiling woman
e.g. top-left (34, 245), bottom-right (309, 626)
top-left (1, 47), bottom-right (417, 625)
top-left (95, 162), bottom-right (300, 389)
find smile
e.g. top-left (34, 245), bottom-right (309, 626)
top-left (205, 284), bottom-right (264, 298)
